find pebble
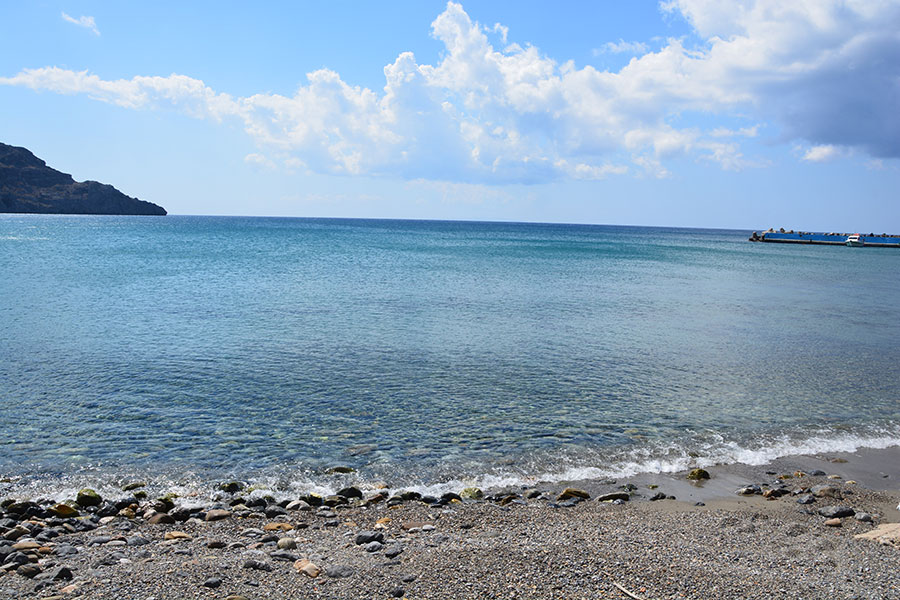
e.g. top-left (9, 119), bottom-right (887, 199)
top-left (270, 550), bottom-right (299, 562)
top-left (202, 576), bottom-right (222, 588)
top-left (355, 531), bottom-right (384, 545)
top-left (325, 564), bottom-right (355, 578)
top-left (16, 563), bottom-right (41, 578)
top-left (294, 558), bottom-right (321, 578)
top-left (277, 537), bottom-right (297, 550)
top-left (818, 506), bottom-right (855, 519)
top-left (597, 492), bottom-right (630, 502)
top-left (365, 541), bottom-right (384, 552)
top-left (557, 488), bottom-right (590, 501)
top-left (242, 559), bottom-right (272, 571)
top-left (205, 509), bottom-right (231, 521)
top-left (146, 513), bottom-right (175, 525)
top-left (824, 518), bottom-right (842, 527)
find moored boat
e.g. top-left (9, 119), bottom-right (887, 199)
top-left (846, 234), bottom-right (864, 247)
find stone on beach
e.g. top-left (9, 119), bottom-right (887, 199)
top-left (76, 488), bottom-right (102, 507)
top-left (294, 558), bottom-right (321, 578)
top-left (205, 508), bottom-right (231, 521)
top-left (337, 486), bottom-right (363, 499)
top-left (147, 513), bottom-right (175, 525)
top-left (49, 503), bottom-right (79, 518)
top-left (325, 564), bottom-right (355, 578)
top-left (811, 485), bottom-right (840, 498)
top-left (818, 506), bottom-right (855, 519)
top-left (855, 523), bottom-right (900, 547)
top-left (557, 488), bottom-right (590, 501)
top-left (355, 531), bottom-right (384, 545)
top-left (460, 487), bottom-right (483, 500)
top-left (597, 492), bottom-right (631, 502)
top-left (146, 513), bottom-right (175, 525)
top-left (687, 468), bottom-right (710, 481)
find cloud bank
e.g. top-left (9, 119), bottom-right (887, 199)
top-left (5, 1), bottom-right (898, 183)
top-left (61, 12), bottom-right (100, 36)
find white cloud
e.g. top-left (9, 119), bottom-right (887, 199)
top-left (802, 144), bottom-right (842, 162)
top-left (4, 1), bottom-right (897, 184)
top-left (244, 153), bottom-right (276, 170)
top-left (595, 40), bottom-right (650, 55)
top-left (61, 12), bottom-right (99, 36)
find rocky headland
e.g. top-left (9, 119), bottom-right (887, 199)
top-left (0, 142), bottom-right (166, 216)
top-left (1, 449), bottom-right (898, 599)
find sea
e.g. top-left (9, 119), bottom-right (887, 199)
top-left (2, 215), bottom-right (899, 501)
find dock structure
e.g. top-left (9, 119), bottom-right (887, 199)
top-left (749, 229), bottom-right (900, 247)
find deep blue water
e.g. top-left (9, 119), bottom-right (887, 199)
top-left (1, 215), bottom-right (899, 497)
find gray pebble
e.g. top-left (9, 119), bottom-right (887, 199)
top-left (325, 564), bottom-right (355, 578)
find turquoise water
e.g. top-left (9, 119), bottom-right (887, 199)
top-left (1, 215), bottom-right (899, 496)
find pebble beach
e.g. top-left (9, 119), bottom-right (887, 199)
top-left (2, 448), bottom-right (899, 600)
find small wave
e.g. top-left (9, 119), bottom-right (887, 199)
top-left (2, 423), bottom-right (897, 503)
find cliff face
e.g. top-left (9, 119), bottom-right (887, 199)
top-left (0, 143), bottom-right (167, 216)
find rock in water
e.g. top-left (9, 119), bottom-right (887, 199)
top-left (687, 469), bottom-right (711, 481)
top-left (76, 488), bottom-right (102, 507)
top-left (460, 487), bottom-right (484, 500)
top-left (0, 142), bottom-right (167, 215)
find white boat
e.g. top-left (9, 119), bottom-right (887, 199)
top-left (845, 234), bottom-right (864, 247)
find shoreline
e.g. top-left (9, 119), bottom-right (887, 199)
top-left (2, 446), bottom-right (899, 599)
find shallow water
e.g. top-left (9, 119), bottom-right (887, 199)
top-left (1, 215), bottom-right (899, 496)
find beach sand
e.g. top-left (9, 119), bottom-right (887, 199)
top-left (1, 447), bottom-right (899, 599)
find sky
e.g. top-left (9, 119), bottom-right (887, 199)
top-left (1, 1), bottom-right (898, 230)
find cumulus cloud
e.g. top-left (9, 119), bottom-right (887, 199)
top-left (595, 40), bottom-right (650, 55)
top-left (4, 1), bottom-right (898, 184)
top-left (802, 144), bottom-right (843, 162)
top-left (61, 12), bottom-right (100, 36)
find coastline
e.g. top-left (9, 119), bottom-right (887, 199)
top-left (2, 446), bottom-right (898, 599)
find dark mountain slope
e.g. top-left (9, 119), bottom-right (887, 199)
top-left (0, 143), bottom-right (166, 215)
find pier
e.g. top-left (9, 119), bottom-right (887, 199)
top-left (749, 229), bottom-right (900, 247)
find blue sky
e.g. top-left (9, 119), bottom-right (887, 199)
top-left (1, 1), bottom-right (898, 230)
